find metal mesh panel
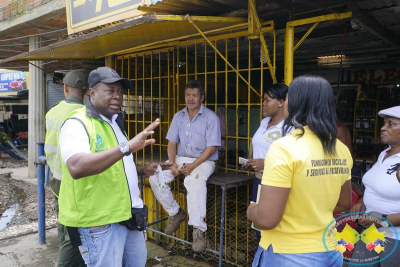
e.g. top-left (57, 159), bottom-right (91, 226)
top-left (145, 178), bottom-right (257, 267)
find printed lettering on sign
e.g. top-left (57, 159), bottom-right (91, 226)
top-left (352, 68), bottom-right (400, 83)
top-left (0, 71), bottom-right (28, 93)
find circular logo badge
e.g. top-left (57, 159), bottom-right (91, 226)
top-left (323, 212), bottom-right (398, 266)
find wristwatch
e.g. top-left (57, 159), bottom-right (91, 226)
top-left (381, 214), bottom-right (389, 228)
top-left (119, 142), bottom-right (131, 156)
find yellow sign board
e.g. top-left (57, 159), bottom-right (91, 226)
top-left (66, 0), bottom-right (150, 34)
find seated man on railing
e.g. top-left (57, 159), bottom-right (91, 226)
top-left (149, 80), bottom-right (221, 253)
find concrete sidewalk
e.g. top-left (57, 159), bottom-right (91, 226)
top-left (0, 167), bottom-right (33, 184)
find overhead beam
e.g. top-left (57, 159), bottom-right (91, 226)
top-left (348, 3), bottom-right (400, 47)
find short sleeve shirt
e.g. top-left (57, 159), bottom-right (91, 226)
top-left (252, 117), bottom-right (284, 160)
top-left (166, 104), bottom-right (221, 161)
top-left (362, 147), bottom-right (400, 239)
top-left (260, 126), bottom-right (353, 253)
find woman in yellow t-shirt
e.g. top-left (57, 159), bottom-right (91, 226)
top-left (247, 75), bottom-right (353, 267)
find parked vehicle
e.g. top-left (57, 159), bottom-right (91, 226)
top-left (9, 79), bottom-right (27, 91)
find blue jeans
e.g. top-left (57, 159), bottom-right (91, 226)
top-left (78, 223), bottom-right (147, 267)
top-left (252, 245), bottom-right (343, 267)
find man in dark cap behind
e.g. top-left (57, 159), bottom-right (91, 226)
top-left (44, 70), bottom-right (88, 267)
top-left (57, 67), bottom-right (171, 266)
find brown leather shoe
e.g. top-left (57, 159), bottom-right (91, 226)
top-left (164, 208), bottom-right (186, 235)
top-left (192, 228), bottom-right (205, 252)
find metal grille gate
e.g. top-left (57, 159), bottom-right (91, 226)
top-left (115, 31), bottom-right (275, 266)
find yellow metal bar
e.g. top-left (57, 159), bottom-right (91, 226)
top-left (185, 15), bottom-right (261, 98)
top-left (167, 50), bottom-right (171, 151)
top-left (176, 46), bottom-right (180, 111)
top-left (236, 37), bottom-right (239, 171)
top-left (127, 57), bottom-right (131, 138)
top-left (142, 55), bottom-right (145, 163)
top-left (273, 30), bottom-right (276, 69)
top-left (248, 0), bottom-right (277, 83)
top-left (185, 45), bottom-right (188, 85)
top-left (287, 11), bottom-right (352, 27)
top-left (158, 51), bottom-right (162, 162)
top-left (134, 57), bottom-right (138, 140)
top-left (293, 22), bottom-right (319, 52)
top-left (247, 39), bottom-right (251, 153)
top-left (224, 39), bottom-right (228, 169)
top-left (155, 14), bottom-right (247, 23)
top-left (195, 43), bottom-right (198, 80)
top-left (248, 0), bottom-right (257, 39)
top-left (204, 42), bottom-right (207, 97)
top-left (214, 40), bottom-right (217, 109)
top-left (284, 11), bottom-right (352, 85)
top-left (284, 24), bottom-right (294, 85)
top-left (151, 51), bottom-right (153, 126)
top-left (260, 41), bottom-right (264, 154)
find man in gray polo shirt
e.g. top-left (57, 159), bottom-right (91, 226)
top-left (149, 80), bottom-right (221, 252)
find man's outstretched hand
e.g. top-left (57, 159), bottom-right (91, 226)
top-left (141, 162), bottom-right (174, 176)
top-left (127, 118), bottom-right (159, 153)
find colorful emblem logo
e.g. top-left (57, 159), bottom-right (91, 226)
top-left (95, 134), bottom-right (105, 152)
top-left (323, 212), bottom-right (398, 266)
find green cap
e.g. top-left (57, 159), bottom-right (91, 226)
top-left (63, 70), bottom-right (88, 90)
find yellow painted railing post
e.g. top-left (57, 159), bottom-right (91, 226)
top-left (284, 11), bottom-right (352, 85)
top-left (284, 24), bottom-right (294, 85)
top-left (248, 0), bottom-right (277, 83)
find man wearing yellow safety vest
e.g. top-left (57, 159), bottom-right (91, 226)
top-left (44, 70), bottom-right (88, 267)
top-left (57, 67), bottom-right (171, 266)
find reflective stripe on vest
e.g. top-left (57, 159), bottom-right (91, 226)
top-left (44, 101), bottom-right (83, 180)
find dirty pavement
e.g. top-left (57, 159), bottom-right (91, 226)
top-left (0, 152), bottom-right (214, 267)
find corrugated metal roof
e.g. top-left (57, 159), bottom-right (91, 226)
top-left (0, 14), bottom-right (247, 62)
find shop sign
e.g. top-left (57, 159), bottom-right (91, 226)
top-left (0, 71), bottom-right (28, 93)
top-left (352, 68), bottom-right (400, 84)
top-left (66, 0), bottom-right (149, 34)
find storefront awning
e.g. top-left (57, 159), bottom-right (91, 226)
top-left (1, 14), bottom-right (247, 62)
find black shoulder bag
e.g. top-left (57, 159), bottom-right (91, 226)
top-left (120, 205), bottom-right (148, 231)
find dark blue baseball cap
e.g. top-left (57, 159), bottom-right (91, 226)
top-left (88, 67), bottom-right (132, 89)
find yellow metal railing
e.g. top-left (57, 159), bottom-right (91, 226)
top-left (115, 30), bottom-right (275, 266)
